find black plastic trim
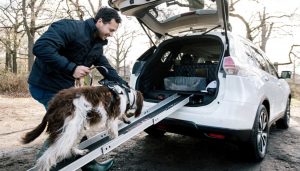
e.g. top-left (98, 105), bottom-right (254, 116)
top-left (152, 118), bottom-right (252, 142)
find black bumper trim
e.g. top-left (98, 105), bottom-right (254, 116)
top-left (153, 118), bottom-right (252, 142)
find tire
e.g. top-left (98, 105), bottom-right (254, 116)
top-left (145, 126), bottom-right (166, 137)
top-left (276, 98), bottom-right (291, 129)
top-left (242, 104), bottom-right (269, 162)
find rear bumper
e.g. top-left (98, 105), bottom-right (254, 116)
top-left (153, 118), bottom-right (252, 142)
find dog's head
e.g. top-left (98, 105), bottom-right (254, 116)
top-left (113, 85), bottom-right (143, 117)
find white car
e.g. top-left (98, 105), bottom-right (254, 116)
top-left (109, 0), bottom-right (291, 161)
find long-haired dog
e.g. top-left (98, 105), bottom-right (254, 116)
top-left (22, 84), bottom-right (143, 171)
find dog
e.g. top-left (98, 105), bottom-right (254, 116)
top-left (22, 84), bottom-right (143, 171)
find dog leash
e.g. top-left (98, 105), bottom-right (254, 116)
top-left (76, 66), bottom-right (108, 86)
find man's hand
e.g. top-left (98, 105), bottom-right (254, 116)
top-left (73, 65), bottom-right (91, 79)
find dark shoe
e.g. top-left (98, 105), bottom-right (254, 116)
top-left (81, 158), bottom-right (114, 171)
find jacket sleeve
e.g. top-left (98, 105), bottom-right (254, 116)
top-left (96, 54), bottom-right (127, 85)
top-left (32, 20), bottom-right (77, 75)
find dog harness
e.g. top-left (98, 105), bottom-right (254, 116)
top-left (98, 80), bottom-right (134, 112)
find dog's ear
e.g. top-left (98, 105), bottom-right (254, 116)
top-left (134, 91), bottom-right (144, 117)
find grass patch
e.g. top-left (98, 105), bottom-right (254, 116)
top-left (0, 71), bottom-right (29, 97)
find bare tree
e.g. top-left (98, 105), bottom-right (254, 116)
top-left (65, 0), bottom-right (84, 20)
top-left (229, 0), bottom-right (296, 52)
top-left (106, 28), bottom-right (140, 77)
top-left (87, 0), bottom-right (102, 16)
top-left (64, 0), bottom-right (102, 20)
top-left (22, 0), bottom-right (50, 72)
top-left (0, 0), bottom-right (24, 73)
top-left (287, 45), bottom-right (300, 80)
top-left (22, 0), bottom-right (65, 72)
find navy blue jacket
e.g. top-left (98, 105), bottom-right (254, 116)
top-left (28, 18), bottom-right (125, 93)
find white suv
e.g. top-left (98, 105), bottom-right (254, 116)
top-left (109, 0), bottom-right (291, 161)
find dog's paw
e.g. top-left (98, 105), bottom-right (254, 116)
top-left (123, 119), bottom-right (131, 124)
top-left (122, 115), bottom-right (131, 124)
top-left (80, 149), bottom-right (90, 155)
top-left (109, 134), bottom-right (117, 139)
top-left (125, 112), bottom-right (135, 118)
top-left (71, 147), bottom-right (89, 156)
top-left (108, 132), bottom-right (118, 139)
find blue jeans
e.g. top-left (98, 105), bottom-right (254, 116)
top-left (29, 84), bottom-right (56, 110)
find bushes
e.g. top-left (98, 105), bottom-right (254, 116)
top-left (0, 71), bottom-right (29, 97)
top-left (289, 82), bottom-right (300, 100)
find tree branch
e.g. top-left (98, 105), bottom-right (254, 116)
top-left (35, 0), bottom-right (46, 17)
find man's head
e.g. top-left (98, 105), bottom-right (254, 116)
top-left (95, 7), bottom-right (122, 40)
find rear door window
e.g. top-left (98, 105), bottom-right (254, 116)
top-left (236, 41), bottom-right (260, 68)
top-left (248, 46), bottom-right (269, 72)
top-left (263, 55), bottom-right (279, 78)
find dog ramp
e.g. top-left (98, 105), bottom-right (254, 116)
top-left (28, 94), bottom-right (191, 171)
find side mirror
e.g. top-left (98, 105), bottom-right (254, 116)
top-left (281, 71), bottom-right (292, 79)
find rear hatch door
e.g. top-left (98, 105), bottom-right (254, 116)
top-left (109, 0), bottom-right (230, 38)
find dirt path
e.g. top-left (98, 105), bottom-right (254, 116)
top-left (0, 96), bottom-right (299, 171)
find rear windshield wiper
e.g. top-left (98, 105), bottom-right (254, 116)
top-left (200, 25), bottom-right (221, 36)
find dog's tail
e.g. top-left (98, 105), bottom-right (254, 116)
top-left (22, 114), bottom-right (48, 144)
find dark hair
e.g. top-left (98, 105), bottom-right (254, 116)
top-left (95, 7), bottom-right (122, 24)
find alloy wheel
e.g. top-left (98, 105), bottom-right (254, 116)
top-left (257, 109), bottom-right (268, 156)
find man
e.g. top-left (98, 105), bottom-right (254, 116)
top-left (28, 7), bottom-right (126, 171)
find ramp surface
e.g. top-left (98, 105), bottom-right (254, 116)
top-left (28, 94), bottom-right (191, 171)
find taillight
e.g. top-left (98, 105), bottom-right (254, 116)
top-left (223, 56), bottom-right (238, 75)
top-left (206, 133), bottom-right (225, 139)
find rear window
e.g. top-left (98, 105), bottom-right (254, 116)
top-left (177, 42), bottom-right (221, 64)
top-left (148, 0), bottom-right (217, 23)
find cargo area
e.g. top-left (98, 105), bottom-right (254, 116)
top-left (136, 35), bottom-right (224, 106)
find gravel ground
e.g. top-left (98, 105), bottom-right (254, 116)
top-left (0, 96), bottom-right (299, 171)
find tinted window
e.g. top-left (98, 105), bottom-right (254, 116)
top-left (263, 56), bottom-right (279, 77)
top-left (238, 42), bottom-right (261, 68)
top-left (267, 62), bottom-right (279, 77)
top-left (173, 42), bottom-right (221, 65)
top-left (249, 46), bottom-right (269, 72)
